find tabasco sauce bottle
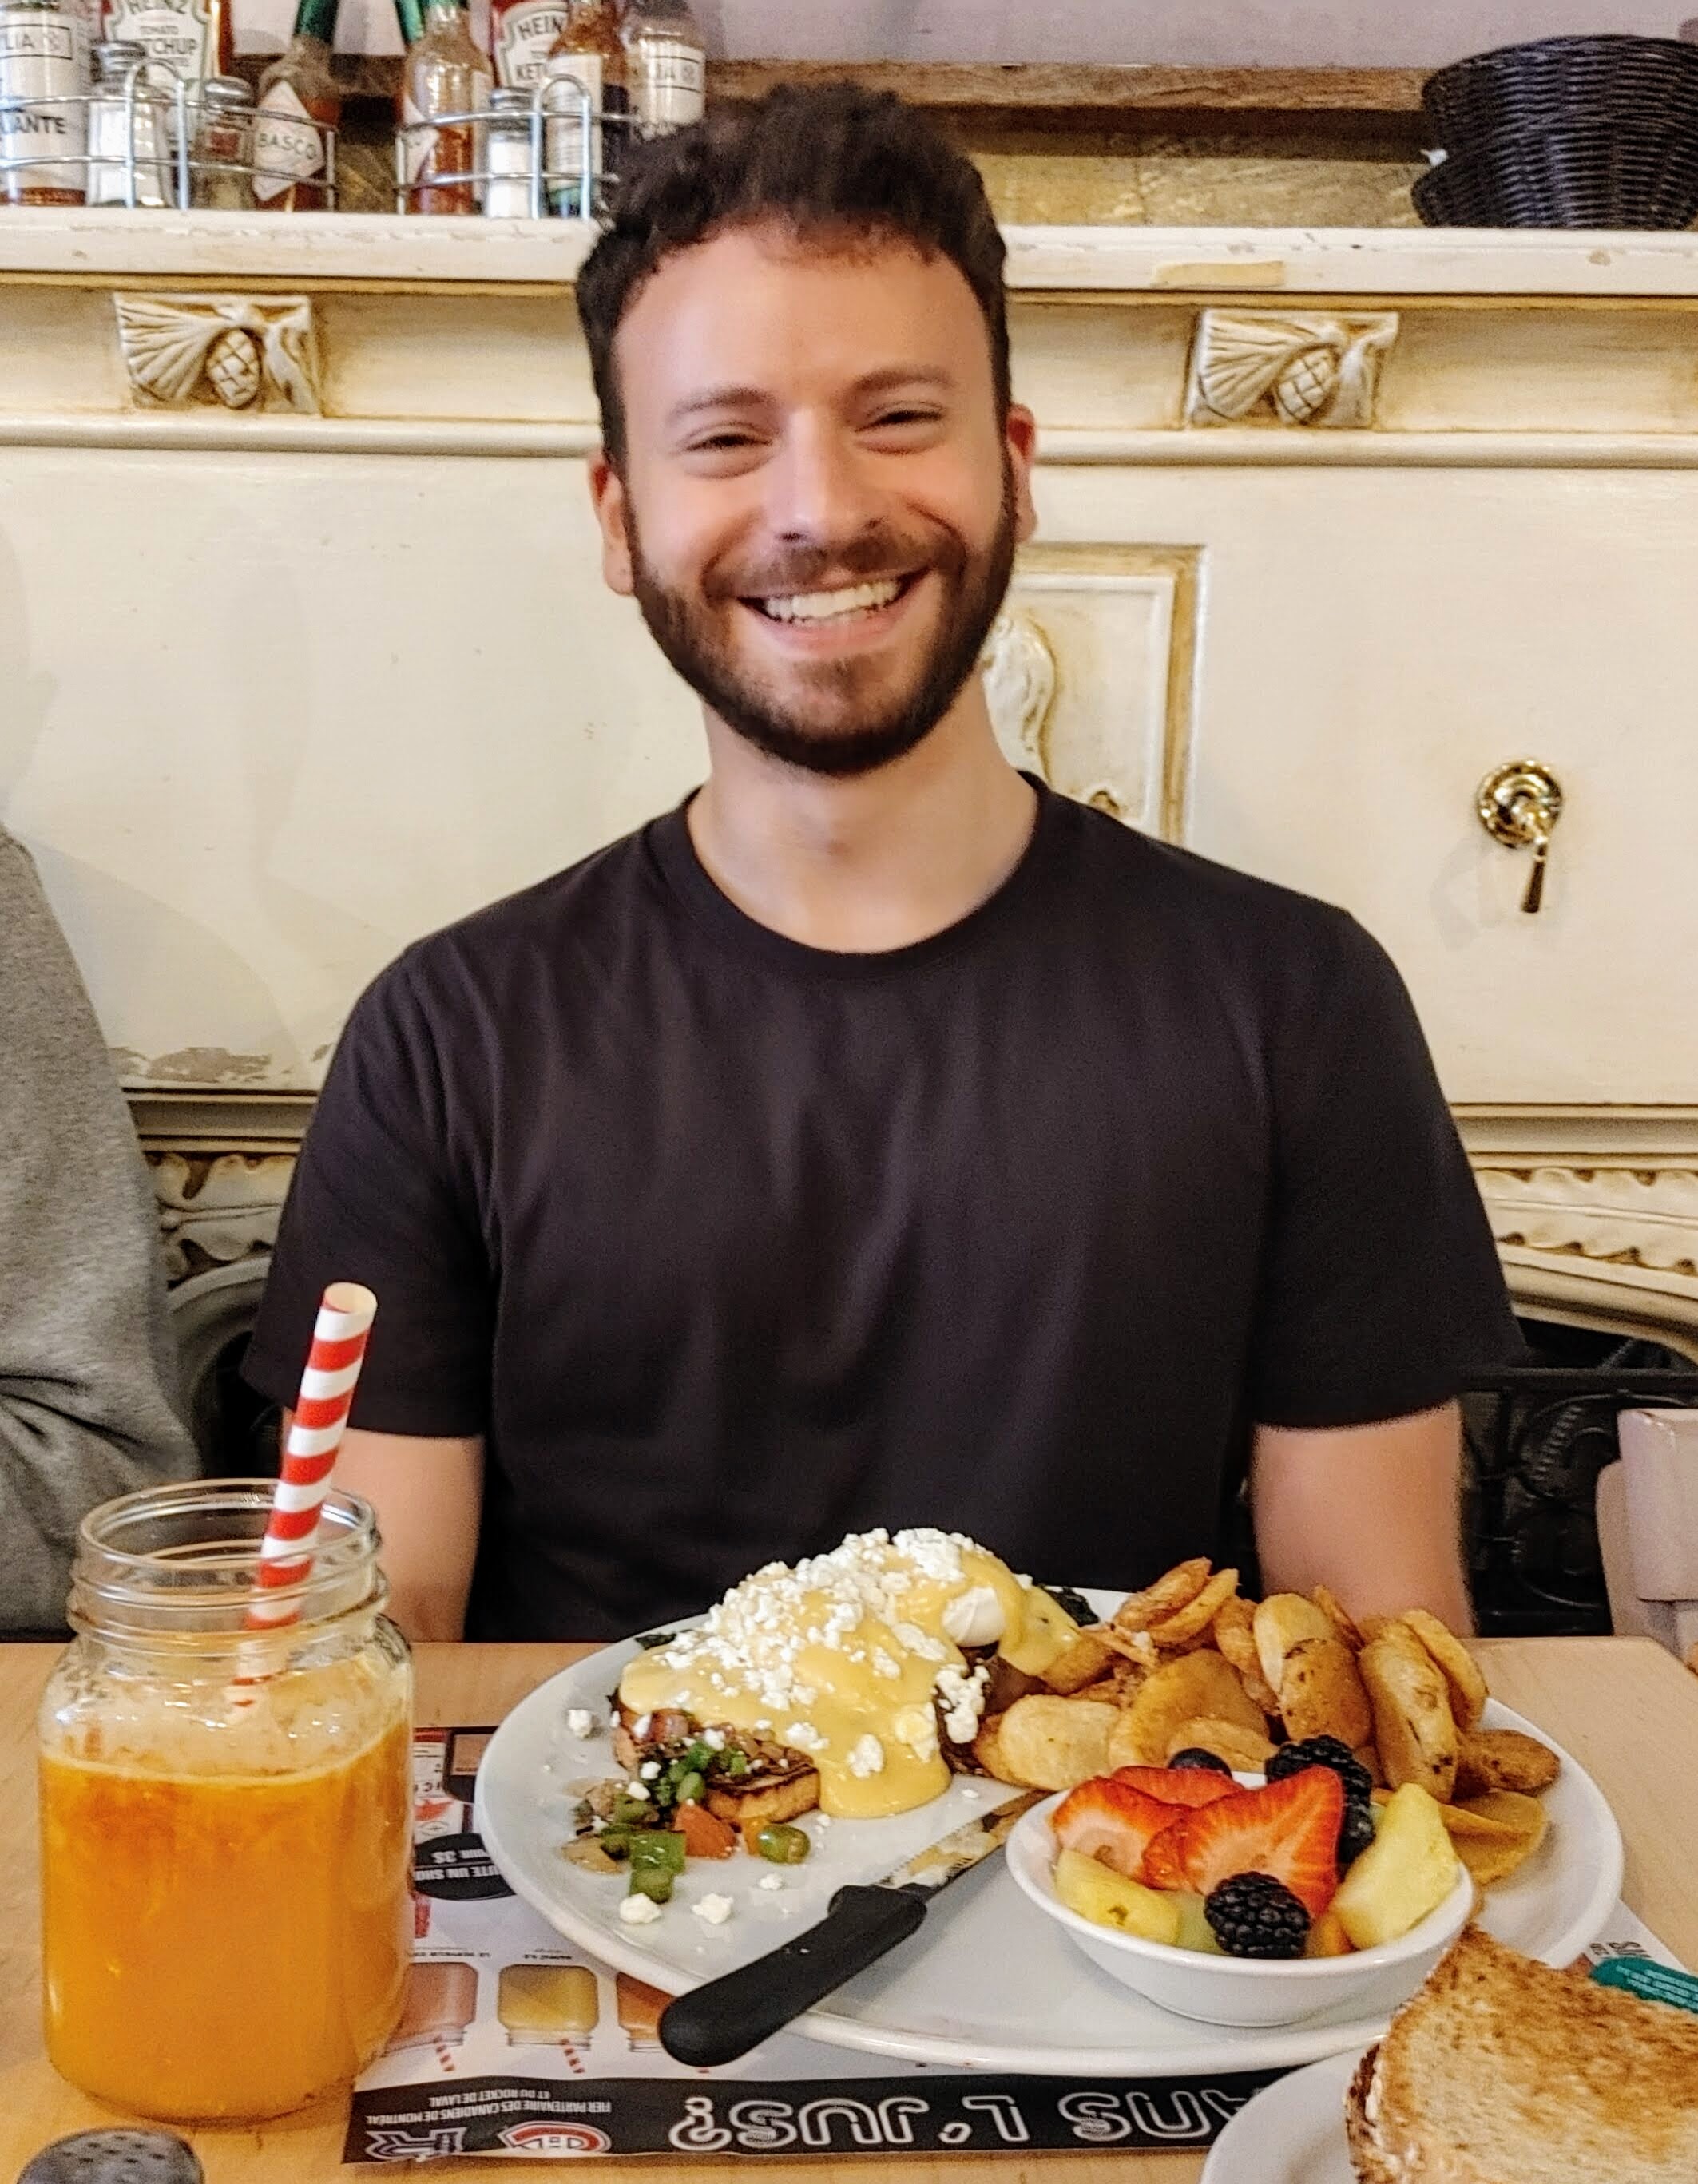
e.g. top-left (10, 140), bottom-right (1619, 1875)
top-left (254, 0), bottom-right (339, 209)
top-left (105, 0), bottom-right (232, 97)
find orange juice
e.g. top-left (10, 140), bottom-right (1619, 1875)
top-left (41, 1709), bottom-right (411, 2120)
top-left (38, 1479), bottom-right (414, 2124)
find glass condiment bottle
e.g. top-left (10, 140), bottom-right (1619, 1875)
top-left (541, 0), bottom-right (623, 216)
top-left (38, 1480), bottom-right (413, 2122)
top-left (254, 0), bottom-right (339, 209)
top-left (397, 0), bottom-right (490, 215)
top-left (488, 0), bottom-right (563, 93)
top-left (105, 0), bottom-right (231, 104)
top-left (0, 0), bottom-right (85, 205)
top-left (482, 81), bottom-right (536, 215)
top-left (621, 0), bottom-right (701, 137)
top-left (189, 70), bottom-right (252, 206)
top-left (86, 38), bottom-right (172, 204)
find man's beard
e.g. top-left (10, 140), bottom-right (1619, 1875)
top-left (626, 462), bottom-right (1018, 779)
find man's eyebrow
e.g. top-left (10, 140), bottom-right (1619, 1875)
top-left (667, 385), bottom-right (774, 426)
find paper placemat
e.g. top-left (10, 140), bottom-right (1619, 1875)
top-left (342, 1725), bottom-right (1682, 2164)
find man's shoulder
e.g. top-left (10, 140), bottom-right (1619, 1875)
top-left (1062, 797), bottom-right (1365, 972)
top-left (377, 816), bottom-right (668, 1010)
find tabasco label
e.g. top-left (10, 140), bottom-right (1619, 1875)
top-left (253, 79), bottom-right (324, 200)
top-left (490, 0), bottom-right (564, 89)
top-left (106, 0), bottom-right (216, 81)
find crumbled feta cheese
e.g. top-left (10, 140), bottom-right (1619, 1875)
top-left (565, 1707), bottom-right (598, 1739)
top-left (702, 1728), bottom-right (727, 1750)
top-left (692, 1893), bottom-right (735, 1926)
top-left (783, 1722), bottom-right (827, 1753)
top-left (632, 1714), bottom-right (653, 1740)
top-left (941, 1585), bottom-right (1006, 1647)
top-left (618, 1893), bottom-right (663, 1926)
top-left (757, 1873), bottom-right (785, 1891)
top-left (934, 1663), bottom-right (991, 1745)
top-left (847, 1734), bottom-right (886, 1779)
top-left (625, 1781), bottom-right (650, 1802)
top-left (871, 1647), bottom-right (901, 1680)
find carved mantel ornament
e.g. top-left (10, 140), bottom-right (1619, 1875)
top-left (114, 294), bottom-right (322, 414)
top-left (1185, 311), bottom-right (1399, 429)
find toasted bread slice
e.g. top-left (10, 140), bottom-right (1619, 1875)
top-left (1345, 1926), bottom-right (1698, 2182)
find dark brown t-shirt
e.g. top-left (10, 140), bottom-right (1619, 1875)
top-left (244, 784), bottom-right (1520, 1639)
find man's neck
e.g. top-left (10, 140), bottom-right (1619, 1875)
top-left (686, 690), bottom-right (1039, 953)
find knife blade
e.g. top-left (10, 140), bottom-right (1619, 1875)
top-left (657, 1786), bottom-right (1045, 2067)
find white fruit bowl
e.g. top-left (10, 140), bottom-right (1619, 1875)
top-left (1005, 1790), bottom-right (1474, 2029)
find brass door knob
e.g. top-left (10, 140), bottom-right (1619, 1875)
top-left (1476, 759), bottom-right (1563, 914)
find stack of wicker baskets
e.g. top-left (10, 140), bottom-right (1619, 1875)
top-left (1415, 34), bottom-right (1698, 228)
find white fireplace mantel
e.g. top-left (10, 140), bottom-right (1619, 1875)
top-left (1, 212), bottom-right (1695, 1350)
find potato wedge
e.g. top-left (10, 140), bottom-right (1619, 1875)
top-left (1253, 1593), bottom-right (1336, 1698)
top-left (1213, 1594), bottom-right (1280, 1714)
top-left (1397, 1610), bottom-right (1489, 1732)
top-left (1454, 1727), bottom-right (1560, 1798)
top-left (1311, 1584), bottom-right (1364, 1651)
top-left (1276, 1635), bottom-right (1374, 1749)
top-left (1146, 1568), bottom-right (1240, 1648)
top-left (1111, 1559), bottom-right (1212, 1635)
top-left (972, 1714), bottom-right (1009, 1780)
top-left (1041, 1630), bottom-right (1118, 1696)
top-left (1113, 1649), bottom-right (1269, 1766)
top-left (1160, 1715), bottom-right (1275, 1771)
top-left (1359, 1625), bottom-right (1458, 1802)
top-left (994, 1695), bottom-right (1119, 1791)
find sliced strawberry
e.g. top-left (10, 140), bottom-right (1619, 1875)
top-left (1112, 1766), bottom-right (1239, 1809)
top-left (1051, 1779), bottom-right (1185, 1881)
top-left (1169, 1770), bottom-right (1343, 1919)
top-left (1140, 1821), bottom-right (1192, 1893)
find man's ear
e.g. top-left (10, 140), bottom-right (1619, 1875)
top-left (1005, 403), bottom-right (1038, 545)
top-left (589, 450), bottom-right (635, 595)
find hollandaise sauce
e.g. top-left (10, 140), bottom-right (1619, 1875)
top-left (617, 1528), bottom-right (1078, 1818)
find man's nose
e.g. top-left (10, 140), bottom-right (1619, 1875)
top-left (766, 415), bottom-right (883, 551)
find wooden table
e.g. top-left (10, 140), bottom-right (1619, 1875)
top-left (3, 1637), bottom-right (1696, 2181)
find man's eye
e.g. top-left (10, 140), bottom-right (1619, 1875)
top-left (688, 431), bottom-right (759, 453)
top-left (869, 408), bottom-right (939, 430)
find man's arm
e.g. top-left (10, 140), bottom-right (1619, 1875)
top-left (1251, 1400), bottom-right (1473, 1632)
top-left (0, 834), bottom-right (197, 1634)
top-left (290, 1415), bottom-right (484, 1641)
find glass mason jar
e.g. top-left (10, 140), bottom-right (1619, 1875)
top-left (38, 1481), bottom-right (413, 2122)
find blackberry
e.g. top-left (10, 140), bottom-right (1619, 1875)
top-left (1337, 1799), bottom-right (1378, 1869)
top-left (1267, 1735), bottom-right (1375, 1809)
top-left (1168, 1747), bottom-right (1234, 1776)
top-left (1204, 1873), bottom-right (1311, 1959)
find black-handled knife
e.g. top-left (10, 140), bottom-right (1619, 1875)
top-left (657, 1786), bottom-right (1045, 2067)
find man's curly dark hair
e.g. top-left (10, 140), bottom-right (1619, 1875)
top-left (576, 81), bottom-right (1010, 467)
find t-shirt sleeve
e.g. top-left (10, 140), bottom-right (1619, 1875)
top-left (242, 956), bottom-right (493, 1436)
top-left (1248, 912), bottom-right (1525, 1429)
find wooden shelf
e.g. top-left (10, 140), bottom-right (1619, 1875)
top-left (298, 54), bottom-right (1429, 124)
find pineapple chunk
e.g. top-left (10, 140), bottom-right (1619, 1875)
top-left (1331, 1783), bottom-right (1461, 1950)
top-left (1306, 1908), bottom-right (1355, 1958)
top-left (1053, 1850), bottom-right (1182, 1944)
top-left (1168, 1889), bottom-right (1223, 1956)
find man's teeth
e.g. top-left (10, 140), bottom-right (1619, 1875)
top-left (757, 578), bottom-right (903, 624)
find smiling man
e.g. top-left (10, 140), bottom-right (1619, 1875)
top-left (244, 84), bottom-right (1521, 1643)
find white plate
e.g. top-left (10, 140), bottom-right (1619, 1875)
top-left (474, 1595), bottom-right (1623, 2075)
top-left (1200, 2047), bottom-right (1365, 2183)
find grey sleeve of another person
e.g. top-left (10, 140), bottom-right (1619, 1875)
top-left (0, 831), bottom-right (196, 1631)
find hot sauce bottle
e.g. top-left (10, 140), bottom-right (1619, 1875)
top-left (254, 0), bottom-right (339, 209)
top-left (395, 0), bottom-right (490, 215)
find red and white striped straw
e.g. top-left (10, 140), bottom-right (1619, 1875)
top-left (245, 1280), bottom-right (377, 1630)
